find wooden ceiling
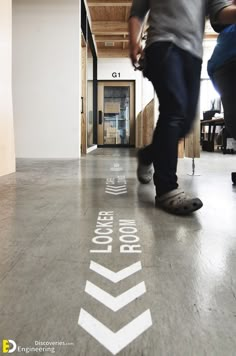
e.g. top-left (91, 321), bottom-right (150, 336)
top-left (87, 0), bottom-right (217, 58)
top-left (87, 0), bottom-right (131, 58)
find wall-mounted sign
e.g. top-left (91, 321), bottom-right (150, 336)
top-left (112, 72), bottom-right (121, 78)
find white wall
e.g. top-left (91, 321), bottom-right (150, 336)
top-left (0, 0), bottom-right (15, 176)
top-left (98, 58), bottom-right (154, 116)
top-left (12, 0), bottom-right (81, 158)
top-left (200, 40), bottom-right (221, 116)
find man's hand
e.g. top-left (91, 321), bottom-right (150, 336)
top-left (129, 41), bottom-right (143, 67)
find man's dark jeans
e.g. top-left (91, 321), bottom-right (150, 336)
top-left (213, 59), bottom-right (236, 140)
top-left (140, 42), bottom-right (202, 196)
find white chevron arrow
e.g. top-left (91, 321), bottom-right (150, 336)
top-left (105, 190), bottom-right (127, 195)
top-left (78, 308), bottom-right (152, 355)
top-left (89, 261), bottom-right (142, 283)
top-left (106, 185), bottom-right (127, 190)
top-left (85, 281), bottom-right (146, 312)
top-left (105, 186), bottom-right (127, 195)
top-left (110, 167), bottom-right (123, 171)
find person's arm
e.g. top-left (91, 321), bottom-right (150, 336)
top-left (128, 0), bottom-right (149, 67)
top-left (128, 16), bottom-right (143, 66)
top-left (217, 3), bottom-right (236, 23)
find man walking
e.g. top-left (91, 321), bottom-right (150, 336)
top-left (129, 0), bottom-right (235, 215)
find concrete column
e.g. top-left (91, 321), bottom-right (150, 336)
top-left (0, 0), bottom-right (16, 176)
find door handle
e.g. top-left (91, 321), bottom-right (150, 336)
top-left (99, 110), bottom-right (103, 124)
top-left (81, 97), bottom-right (84, 114)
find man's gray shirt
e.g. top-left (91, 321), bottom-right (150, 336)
top-left (130, 0), bottom-right (231, 59)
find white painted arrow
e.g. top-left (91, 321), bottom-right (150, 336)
top-left (105, 186), bottom-right (127, 195)
top-left (110, 167), bottom-right (123, 172)
top-left (106, 185), bottom-right (127, 190)
top-left (90, 261), bottom-right (142, 283)
top-left (105, 191), bottom-right (127, 195)
top-left (85, 281), bottom-right (146, 312)
top-left (106, 188), bottom-right (127, 194)
top-left (78, 308), bottom-right (152, 355)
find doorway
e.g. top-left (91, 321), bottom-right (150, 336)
top-left (80, 0), bottom-right (98, 154)
top-left (97, 81), bottom-right (135, 146)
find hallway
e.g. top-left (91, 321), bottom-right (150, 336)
top-left (0, 149), bottom-right (236, 355)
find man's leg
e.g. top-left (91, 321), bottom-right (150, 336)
top-left (136, 145), bottom-right (153, 184)
top-left (137, 144), bottom-right (153, 165)
top-left (146, 42), bottom-right (201, 195)
top-left (138, 42), bottom-right (183, 187)
top-left (143, 42), bottom-right (203, 214)
top-left (137, 44), bottom-right (202, 182)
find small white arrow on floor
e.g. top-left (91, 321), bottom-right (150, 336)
top-left (105, 191), bottom-right (127, 195)
top-left (89, 261), bottom-right (142, 283)
top-left (105, 186), bottom-right (127, 195)
top-left (78, 308), bottom-right (152, 355)
top-left (85, 281), bottom-right (146, 312)
top-left (110, 163), bottom-right (123, 172)
top-left (110, 168), bottom-right (123, 172)
top-left (106, 185), bottom-right (127, 190)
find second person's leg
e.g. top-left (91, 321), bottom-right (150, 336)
top-left (213, 60), bottom-right (236, 140)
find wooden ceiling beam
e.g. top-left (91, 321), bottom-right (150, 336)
top-left (96, 36), bottom-right (129, 42)
top-left (98, 48), bottom-right (129, 58)
top-left (87, 0), bottom-right (131, 6)
top-left (123, 34), bottom-right (126, 49)
top-left (204, 33), bottom-right (217, 40)
top-left (92, 21), bottom-right (128, 35)
top-left (88, 2), bottom-right (131, 6)
top-left (125, 6), bottom-right (129, 21)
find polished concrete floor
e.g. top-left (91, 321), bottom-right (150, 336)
top-left (0, 148), bottom-right (236, 356)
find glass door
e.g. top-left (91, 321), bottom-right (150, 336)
top-left (98, 81), bottom-right (135, 146)
top-left (104, 86), bottom-right (130, 145)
